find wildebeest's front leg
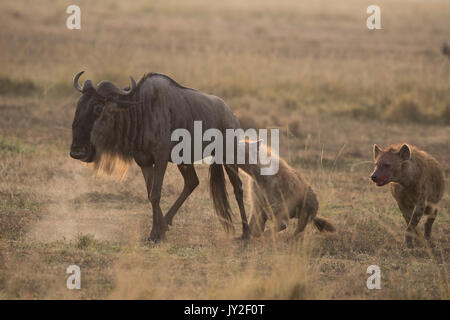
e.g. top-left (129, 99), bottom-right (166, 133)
top-left (164, 164), bottom-right (199, 226)
top-left (224, 164), bottom-right (250, 239)
top-left (142, 161), bottom-right (169, 243)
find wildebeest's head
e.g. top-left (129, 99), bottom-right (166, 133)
top-left (70, 71), bottom-right (137, 162)
top-left (370, 143), bottom-right (411, 187)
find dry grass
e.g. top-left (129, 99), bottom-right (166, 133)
top-left (0, 0), bottom-right (448, 299)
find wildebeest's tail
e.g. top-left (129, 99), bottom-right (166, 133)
top-left (313, 216), bottom-right (336, 232)
top-left (209, 163), bottom-right (234, 233)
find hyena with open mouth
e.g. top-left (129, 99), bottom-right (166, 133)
top-left (371, 143), bottom-right (445, 247)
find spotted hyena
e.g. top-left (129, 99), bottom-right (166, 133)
top-left (371, 143), bottom-right (445, 247)
top-left (238, 140), bottom-right (335, 238)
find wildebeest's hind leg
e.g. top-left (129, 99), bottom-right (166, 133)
top-left (164, 164), bottom-right (199, 226)
top-left (224, 164), bottom-right (250, 239)
top-left (142, 160), bottom-right (169, 243)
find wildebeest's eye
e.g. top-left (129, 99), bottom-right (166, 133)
top-left (93, 104), bottom-right (104, 115)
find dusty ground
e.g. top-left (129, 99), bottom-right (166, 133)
top-left (0, 0), bottom-right (448, 299)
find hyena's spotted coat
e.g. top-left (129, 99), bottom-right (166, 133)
top-left (371, 143), bottom-right (445, 247)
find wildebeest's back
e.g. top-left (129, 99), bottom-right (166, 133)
top-left (138, 74), bottom-right (240, 163)
top-left (143, 74), bottom-right (239, 132)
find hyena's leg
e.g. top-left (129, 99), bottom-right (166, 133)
top-left (258, 205), bottom-right (287, 238)
top-left (397, 200), bottom-right (416, 248)
top-left (424, 206), bottom-right (437, 242)
top-left (401, 201), bottom-right (426, 248)
top-left (293, 210), bottom-right (309, 238)
top-left (249, 207), bottom-right (268, 237)
top-left (294, 187), bottom-right (318, 238)
top-left (269, 203), bottom-right (288, 234)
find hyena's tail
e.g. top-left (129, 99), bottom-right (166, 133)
top-left (209, 163), bottom-right (234, 234)
top-left (313, 216), bottom-right (336, 232)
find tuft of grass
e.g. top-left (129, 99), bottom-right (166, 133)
top-left (441, 104), bottom-right (450, 125)
top-left (45, 80), bottom-right (76, 98)
top-left (0, 135), bottom-right (35, 155)
top-left (75, 233), bottom-right (121, 254)
top-left (0, 76), bottom-right (41, 96)
top-left (76, 234), bottom-right (97, 250)
top-left (383, 97), bottom-right (426, 124)
top-left (338, 103), bottom-right (381, 121)
top-left (0, 191), bottom-right (41, 241)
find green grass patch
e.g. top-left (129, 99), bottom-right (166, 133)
top-left (0, 135), bottom-right (36, 155)
top-left (45, 80), bottom-right (76, 98)
top-left (0, 76), bottom-right (41, 96)
top-left (0, 191), bottom-right (42, 241)
top-left (75, 233), bottom-right (121, 254)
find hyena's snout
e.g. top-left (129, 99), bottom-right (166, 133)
top-left (370, 172), bottom-right (377, 182)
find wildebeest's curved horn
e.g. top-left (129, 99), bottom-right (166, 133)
top-left (73, 71), bottom-right (94, 93)
top-left (95, 76), bottom-right (137, 97)
top-left (73, 71), bottom-right (84, 92)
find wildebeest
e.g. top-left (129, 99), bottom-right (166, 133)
top-left (371, 143), bottom-right (445, 247)
top-left (237, 140), bottom-right (335, 237)
top-left (70, 71), bottom-right (250, 242)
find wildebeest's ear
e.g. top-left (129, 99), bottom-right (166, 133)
top-left (398, 144), bottom-right (411, 160)
top-left (373, 144), bottom-right (382, 159)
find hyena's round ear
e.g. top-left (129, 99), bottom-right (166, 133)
top-left (373, 144), bottom-right (382, 159)
top-left (399, 144), bottom-right (411, 160)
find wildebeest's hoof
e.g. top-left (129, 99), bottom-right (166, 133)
top-left (148, 235), bottom-right (164, 244)
top-left (404, 241), bottom-right (414, 249)
top-left (148, 229), bottom-right (167, 243)
top-left (234, 232), bottom-right (250, 241)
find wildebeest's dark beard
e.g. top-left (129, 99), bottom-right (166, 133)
top-left (89, 105), bottom-right (143, 179)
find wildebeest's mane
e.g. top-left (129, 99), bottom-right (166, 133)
top-left (90, 72), bottom-right (198, 180)
top-left (137, 72), bottom-right (198, 92)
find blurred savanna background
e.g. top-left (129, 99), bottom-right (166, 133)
top-left (0, 0), bottom-right (449, 299)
